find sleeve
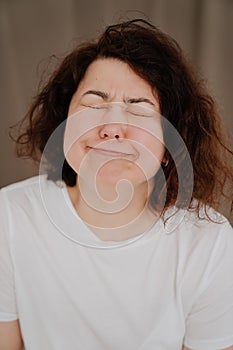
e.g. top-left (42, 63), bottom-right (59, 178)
top-left (0, 189), bottom-right (18, 321)
top-left (184, 220), bottom-right (233, 350)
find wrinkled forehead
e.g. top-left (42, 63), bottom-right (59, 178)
top-left (69, 58), bottom-right (160, 114)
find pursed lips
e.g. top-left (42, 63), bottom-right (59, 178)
top-left (87, 146), bottom-right (137, 159)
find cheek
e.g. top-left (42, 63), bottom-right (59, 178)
top-left (127, 128), bottom-right (165, 180)
top-left (64, 113), bottom-right (98, 172)
top-left (64, 105), bottom-right (110, 157)
top-left (64, 124), bottom-right (95, 174)
top-left (65, 139), bottom-right (85, 174)
top-left (128, 128), bottom-right (165, 162)
top-left (146, 136), bottom-right (165, 161)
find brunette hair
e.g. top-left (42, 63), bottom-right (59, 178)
top-left (13, 18), bottom-right (233, 218)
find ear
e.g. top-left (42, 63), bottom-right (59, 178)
top-left (161, 158), bottom-right (169, 167)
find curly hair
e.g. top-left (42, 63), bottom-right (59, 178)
top-left (13, 18), bottom-right (233, 219)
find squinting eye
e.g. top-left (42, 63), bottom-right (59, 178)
top-left (128, 111), bottom-right (150, 117)
top-left (85, 104), bottom-right (108, 110)
top-left (126, 106), bottom-right (155, 118)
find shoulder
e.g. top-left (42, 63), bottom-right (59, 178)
top-left (163, 204), bottom-right (232, 239)
top-left (0, 175), bottom-right (65, 217)
top-left (176, 204), bottom-right (232, 235)
top-left (183, 206), bottom-right (233, 241)
top-left (1, 175), bottom-right (50, 195)
top-left (0, 175), bottom-right (67, 243)
top-left (164, 206), bottom-right (233, 272)
top-left (186, 207), bottom-right (232, 255)
top-left (167, 207), bottom-right (233, 316)
top-left (0, 175), bottom-right (62, 201)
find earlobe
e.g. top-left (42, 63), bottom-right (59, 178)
top-left (161, 159), bottom-right (169, 167)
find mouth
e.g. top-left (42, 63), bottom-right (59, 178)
top-left (87, 146), bottom-right (137, 159)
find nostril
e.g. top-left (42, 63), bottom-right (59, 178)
top-left (103, 133), bottom-right (119, 139)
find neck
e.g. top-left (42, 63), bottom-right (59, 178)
top-left (67, 178), bottom-right (160, 241)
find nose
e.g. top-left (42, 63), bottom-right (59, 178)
top-left (99, 105), bottom-right (127, 140)
top-left (99, 123), bottom-right (126, 140)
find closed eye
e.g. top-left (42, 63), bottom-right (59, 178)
top-left (126, 106), bottom-right (155, 118)
top-left (82, 104), bottom-right (109, 110)
top-left (128, 111), bottom-right (153, 117)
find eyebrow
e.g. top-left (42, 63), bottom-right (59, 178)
top-left (81, 90), bottom-right (155, 106)
top-left (126, 97), bottom-right (155, 106)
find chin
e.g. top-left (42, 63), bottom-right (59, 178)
top-left (97, 160), bottom-right (135, 181)
top-left (97, 170), bottom-right (148, 190)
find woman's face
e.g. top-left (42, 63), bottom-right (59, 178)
top-left (64, 58), bottom-right (165, 191)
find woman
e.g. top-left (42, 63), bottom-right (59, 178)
top-left (0, 19), bottom-right (233, 350)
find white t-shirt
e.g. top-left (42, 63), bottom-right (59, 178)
top-left (0, 176), bottom-right (233, 350)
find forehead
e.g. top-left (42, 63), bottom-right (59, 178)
top-left (76, 58), bottom-right (156, 99)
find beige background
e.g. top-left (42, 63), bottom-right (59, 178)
top-left (1, 0), bottom-right (232, 187)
